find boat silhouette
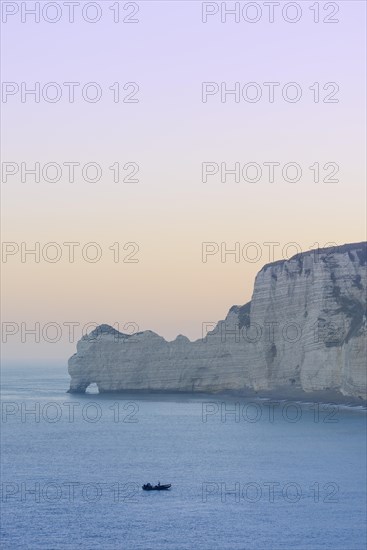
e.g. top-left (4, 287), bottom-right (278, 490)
top-left (142, 482), bottom-right (171, 491)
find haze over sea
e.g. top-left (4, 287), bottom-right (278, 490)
top-left (1, 364), bottom-right (366, 550)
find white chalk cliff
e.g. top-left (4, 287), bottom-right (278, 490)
top-left (68, 242), bottom-right (367, 402)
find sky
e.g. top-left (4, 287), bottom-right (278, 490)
top-left (1, 0), bottom-right (366, 363)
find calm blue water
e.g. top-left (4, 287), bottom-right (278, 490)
top-left (1, 365), bottom-right (366, 550)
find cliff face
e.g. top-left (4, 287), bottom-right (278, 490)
top-left (68, 242), bottom-right (367, 401)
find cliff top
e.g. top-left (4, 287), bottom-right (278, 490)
top-left (261, 241), bottom-right (367, 272)
top-left (82, 242), bottom-right (366, 342)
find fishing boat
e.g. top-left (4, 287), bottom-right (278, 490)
top-left (142, 482), bottom-right (171, 491)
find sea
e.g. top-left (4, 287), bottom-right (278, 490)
top-left (1, 364), bottom-right (366, 550)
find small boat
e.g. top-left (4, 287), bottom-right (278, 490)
top-left (142, 482), bottom-right (171, 491)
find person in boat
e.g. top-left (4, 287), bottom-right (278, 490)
top-left (158, 481), bottom-right (160, 486)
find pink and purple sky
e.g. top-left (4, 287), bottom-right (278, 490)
top-left (1, 0), bottom-right (366, 363)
